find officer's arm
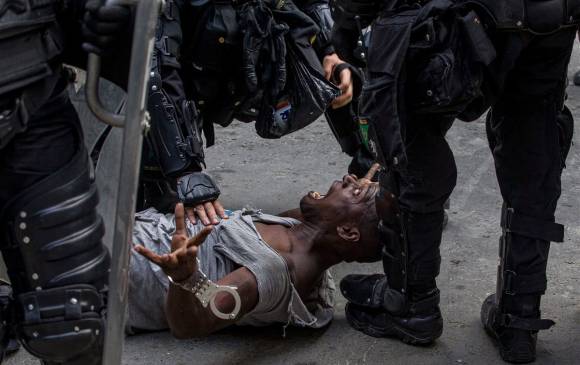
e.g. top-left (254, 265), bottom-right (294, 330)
top-left (147, 0), bottom-right (205, 178)
top-left (295, 0), bottom-right (336, 59)
top-left (297, 0), bottom-right (363, 108)
top-left (148, 0), bottom-right (224, 221)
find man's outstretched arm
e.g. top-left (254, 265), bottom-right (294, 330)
top-left (135, 203), bottom-right (258, 338)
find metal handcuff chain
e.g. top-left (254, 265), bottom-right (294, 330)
top-left (167, 258), bottom-right (242, 320)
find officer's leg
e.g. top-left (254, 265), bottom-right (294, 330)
top-left (0, 85), bottom-right (109, 365)
top-left (341, 114), bottom-right (456, 345)
top-left (481, 29), bottom-right (575, 364)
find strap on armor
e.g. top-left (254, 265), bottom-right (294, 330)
top-left (494, 204), bottom-right (556, 332)
top-left (17, 285), bottom-right (105, 365)
top-left (147, 70), bottom-right (205, 177)
top-left (0, 147), bottom-right (109, 364)
top-left (146, 1), bottom-right (205, 177)
top-left (500, 206), bottom-right (564, 243)
top-left (177, 172), bottom-right (221, 207)
top-left (377, 171), bottom-right (409, 315)
top-left (0, 148), bottom-right (109, 294)
top-left (499, 313), bottom-right (555, 331)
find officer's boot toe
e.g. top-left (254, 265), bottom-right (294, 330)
top-left (340, 274), bottom-right (388, 308)
top-left (345, 302), bottom-right (443, 346)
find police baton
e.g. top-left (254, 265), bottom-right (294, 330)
top-left (85, 0), bottom-right (164, 364)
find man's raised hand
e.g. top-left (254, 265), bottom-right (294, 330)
top-left (134, 203), bottom-right (213, 282)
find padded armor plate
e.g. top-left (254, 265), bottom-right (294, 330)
top-left (0, 147), bottom-right (109, 294)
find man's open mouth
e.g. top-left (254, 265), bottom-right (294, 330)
top-left (309, 191), bottom-right (325, 200)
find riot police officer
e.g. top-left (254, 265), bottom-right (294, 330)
top-left (141, 0), bottom-right (368, 222)
top-left (332, 0), bottom-right (577, 363)
top-left (0, 1), bottom-right (130, 363)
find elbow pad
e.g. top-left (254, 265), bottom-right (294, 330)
top-left (147, 70), bottom-right (205, 177)
top-left (177, 172), bottom-right (221, 206)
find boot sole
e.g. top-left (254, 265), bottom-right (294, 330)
top-left (346, 306), bottom-right (442, 346)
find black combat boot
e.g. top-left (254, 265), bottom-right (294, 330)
top-left (481, 205), bottom-right (560, 363)
top-left (481, 294), bottom-right (553, 363)
top-left (341, 275), bottom-right (442, 345)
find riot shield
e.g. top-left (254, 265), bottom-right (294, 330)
top-left (83, 1), bottom-right (164, 364)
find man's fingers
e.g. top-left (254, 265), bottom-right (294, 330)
top-left (331, 90), bottom-right (353, 109)
top-left (363, 163), bottom-right (381, 181)
top-left (134, 245), bottom-right (165, 266)
top-left (204, 202), bottom-right (219, 225)
top-left (214, 200), bottom-right (228, 219)
top-left (186, 207), bottom-right (197, 225)
top-left (331, 70), bottom-right (353, 109)
top-left (187, 226), bottom-right (213, 248)
top-left (186, 246), bottom-right (198, 259)
top-left (323, 61), bottom-right (333, 80)
top-left (174, 203), bottom-right (186, 235)
top-left (195, 205), bottom-right (211, 226)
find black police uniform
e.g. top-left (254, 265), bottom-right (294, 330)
top-left (0, 2), bottom-right (123, 364)
top-left (333, 0), bottom-right (578, 362)
top-left (141, 0), bottom-right (368, 210)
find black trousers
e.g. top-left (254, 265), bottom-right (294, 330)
top-left (393, 27), bottom-right (576, 293)
top-left (486, 29), bottom-right (576, 286)
top-left (0, 81), bottom-right (81, 210)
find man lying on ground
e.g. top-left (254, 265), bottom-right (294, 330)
top-left (128, 170), bottom-right (382, 338)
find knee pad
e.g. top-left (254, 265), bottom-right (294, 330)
top-left (0, 147), bottom-right (110, 294)
top-left (0, 147), bottom-right (109, 364)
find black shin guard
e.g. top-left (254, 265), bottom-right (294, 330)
top-left (377, 171), bottom-right (442, 315)
top-left (489, 204), bottom-right (562, 333)
top-left (0, 148), bottom-right (109, 365)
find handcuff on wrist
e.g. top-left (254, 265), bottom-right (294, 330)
top-left (167, 258), bottom-right (242, 320)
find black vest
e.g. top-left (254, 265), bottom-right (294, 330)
top-left (0, 0), bottom-right (63, 97)
top-left (465, 0), bottom-right (580, 34)
top-left (0, 0), bottom-right (65, 148)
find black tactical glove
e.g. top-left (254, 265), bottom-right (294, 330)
top-left (176, 172), bottom-right (221, 207)
top-left (82, 0), bottom-right (132, 55)
top-left (239, 1), bottom-right (288, 98)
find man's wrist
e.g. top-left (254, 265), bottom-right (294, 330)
top-left (168, 270), bottom-right (200, 285)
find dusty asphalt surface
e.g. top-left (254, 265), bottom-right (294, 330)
top-left (5, 50), bottom-right (580, 365)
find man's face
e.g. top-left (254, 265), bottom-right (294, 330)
top-left (300, 174), bottom-right (378, 226)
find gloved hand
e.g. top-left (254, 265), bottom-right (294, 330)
top-left (177, 172), bottom-right (227, 225)
top-left (239, 2), bottom-right (288, 98)
top-left (82, 0), bottom-right (132, 55)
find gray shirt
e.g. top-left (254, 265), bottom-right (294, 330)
top-left (128, 208), bottom-right (335, 334)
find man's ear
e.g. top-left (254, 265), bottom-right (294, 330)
top-left (337, 223), bottom-right (360, 242)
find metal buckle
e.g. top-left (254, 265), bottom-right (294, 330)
top-left (504, 270), bottom-right (517, 296)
